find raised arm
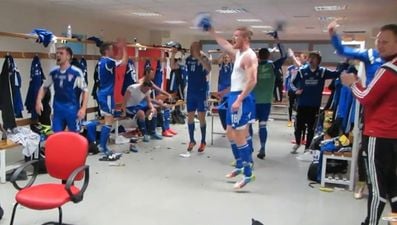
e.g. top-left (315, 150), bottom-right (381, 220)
top-left (208, 28), bottom-right (236, 57)
top-left (288, 48), bottom-right (302, 67)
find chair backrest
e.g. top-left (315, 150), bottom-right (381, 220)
top-left (45, 132), bottom-right (88, 181)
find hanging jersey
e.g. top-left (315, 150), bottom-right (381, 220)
top-left (44, 65), bottom-right (87, 111)
top-left (97, 56), bottom-right (122, 96)
top-left (252, 60), bottom-right (276, 104)
top-left (186, 55), bottom-right (208, 96)
top-left (0, 55), bottom-right (17, 129)
top-left (6, 57), bottom-right (23, 118)
top-left (286, 65), bottom-right (298, 92)
top-left (25, 56), bottom-right (45, 119)
top-left (121, 59), bottom-right (137, 96)
top-left (218, 62), bottom-right (233, 92)
top-left (154, 60), bottom-right (163, 95)
top-left (80, 58), bottom-right (88, 84)
top-left (231, 48), bottom-right (256, 92)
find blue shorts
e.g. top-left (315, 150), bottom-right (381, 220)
top-left (226, 92), bottom-right (255, 130)
top-left (126, 101), bottom-right (149, 118)
top-left (52, 108), bottom-right (79, 132)
top-left (256, 103), bottom-right (271, 121)
top-left (187, 94), bottom-right (207, 112)
top-left (97, 92), bottom-right (115, 116)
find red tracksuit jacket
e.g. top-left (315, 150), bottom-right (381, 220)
top-left (351, 57), bottom-right (397, 139)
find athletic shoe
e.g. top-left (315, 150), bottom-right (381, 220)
top-left (354, 181), bottom-right (365, 199)
top-left (129, 144), bottom-right (139, 153)
top-left (168, 128), bottom-right (178, 135)
top-left (143, 135), bottom-right (150, 142)
top-left (234, 175), bottom-right (256, 189)
top-left (290, 144), bottom-right (300, 154)
top-left (129, 137), bottom-right (139, 143)
top-left (151, 133), bottom-right (163, 140)
top-left (257, 152), bottom-right (266, 160)
top-left (162, 130), bottom-right (174, 137)
top-left (187, 142), bottom-right (196, 151)
top-left (225, 168), bottom-right (243, 178)
top-left (179, 151), bottom-right (191, 158)
top-left (198, 143), bottom-right (206, 153)
top-left (287, 121), bottom-right (293, 127)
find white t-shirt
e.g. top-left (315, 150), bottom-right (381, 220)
top-left (125, 84), bottom-right (151, 107)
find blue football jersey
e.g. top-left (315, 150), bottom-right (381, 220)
top-left (98, 56), bottom-right (122, 95)
top-left (186, 55), bottom-right (208, 95)
top-left (218, 62), bottom-right (233, 92)
top-left (44, 65), bottom-right (87, 110)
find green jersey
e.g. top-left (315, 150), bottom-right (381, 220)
top-left (252, 61), bottom-right (275, 104)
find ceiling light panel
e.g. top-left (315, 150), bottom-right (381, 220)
top-left (251, 25), bottom-right (273, 29)
top-left (314, 5), bottom-right (346, 11)
top-left (131, 12), bottom-right (161, 16)
top-left (236, 19), bottom-right (262, 22)
top-left (164, 20), bottom-right (187, 24)
top-left (216, 7), bottom-right (247, 14)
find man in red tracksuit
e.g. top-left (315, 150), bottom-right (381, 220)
top-left (342, 24), bottom-right (397, 225)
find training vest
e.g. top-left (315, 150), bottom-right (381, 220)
top-left (252, 61), bottom-right (275, 104)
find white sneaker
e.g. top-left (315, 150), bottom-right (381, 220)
top-left (296, 150), bottom-right (313, 162)
top-left (179, 151), bottom-right (191, 158)
top-left (290, 144), bottom-right (300, 154)
top-left (115, 135), bottom-right (130, 144)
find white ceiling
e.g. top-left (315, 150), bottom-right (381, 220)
top-left (4, 0), bottom-right (397, 40)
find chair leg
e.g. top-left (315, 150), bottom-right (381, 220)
top-left (58, 207), bottom-right (63, 225)
top-left (9, 203), bottom-right (19, 225)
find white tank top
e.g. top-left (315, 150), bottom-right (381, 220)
top-left (230, 48), bottom-right (255, 91)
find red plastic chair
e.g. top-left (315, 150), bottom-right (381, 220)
top-left (9, 132), bottom-right (89, 225)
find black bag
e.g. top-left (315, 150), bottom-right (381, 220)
top-left (171, 108), bottom-right (185, 124)
top-left (307, 162), bottom-right (319, 182)
top-left (0, 204), bottom-right (3, 220)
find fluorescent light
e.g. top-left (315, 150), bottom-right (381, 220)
top-left (318, 16), bottom-right (336, 22)
top-left (237, 19), bottom-right (262, 22)
top-left (314, 5), bottom-right (346, 11)
top-left (251, 25), bottom-right (273, 29)
top-left (215, 31), bottom-right (224, 34)
top-left (189, 26), bottom-right (199, 30)
top-left (131, 12), bottom-right (161, 17)
top-left (164, 20), bottom-right (186, 24)
top-left (216, 7), bottom-right (247, 14)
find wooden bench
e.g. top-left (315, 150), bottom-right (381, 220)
top-left (0, 118), bottom-right (33, 183)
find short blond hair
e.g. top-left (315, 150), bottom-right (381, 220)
top-left (236, 27), bottom-right (253, 40)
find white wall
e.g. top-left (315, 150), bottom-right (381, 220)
top-left (0, 1), bottom-right (152, 123)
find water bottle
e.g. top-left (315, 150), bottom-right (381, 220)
top-left (66, 25), bottom-right (72, 38)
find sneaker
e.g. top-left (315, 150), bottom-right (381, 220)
top-left (287, 121), bottom-right (292, 127)
top-left (151, 133), bottom-right (163, 140)
top-left (198, 143), bottom-right (206, 153)
top-left (162, 130), bottom-right (174, 137)
top-left (129, 144), bottom-right (139, 153)
top-left (290, 144), bottom-right (300, 154)
top-left (354, 182), bottom-right (365, 199)
top-left (234, 175), bottom-right (256, 189)
top-left (129, 137), bottom-right (139, 143)
top-left (225, 168), bottom-right (243, 178)
top-left (187, 142), bottom-right (196, 151)
top-left (179, 151), bottom-right (191, 158)
top-left (168, 128), bottom-right (178, 135)
top-left (257, 152), bottom-right (266, 160)
top-left (143, 135), bottom-right (150, 142)
top-left (296, 151), bottom-right (313, 162)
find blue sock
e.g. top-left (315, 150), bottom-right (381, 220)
top-left (86, 122), bottom-right (97, 143)
top-left (163, 109), bottom-right (171, 130)
top-left (246, 136), bottom-right (253, 153)
top-left (138, 119), bottom-right (146, 135)
top-left (230, 141), bottom-right (242, 168)
top-left (237, 143), bottom-right (252, 177)
top-left (259, 122), bottom-right (267, 153)
top-left (149, 116), bottom-right (157, 135)
top-left (188, 123), bottom-right (195, 143)
top-left (99, 125), bottom-right (111, 153)
top-left (200, 124), bottom-right (206, 144)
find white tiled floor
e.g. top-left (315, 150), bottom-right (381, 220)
top-left (0, 117), bottom-right (386, 225)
